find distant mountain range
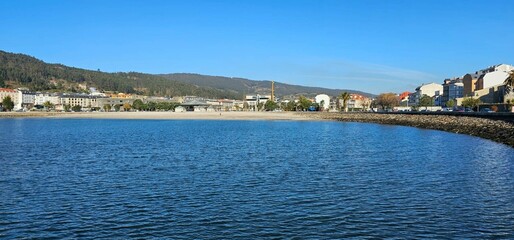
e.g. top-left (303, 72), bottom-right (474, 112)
top-left (0, 50), bottom-right (373, 99)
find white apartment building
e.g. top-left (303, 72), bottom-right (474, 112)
top-left (245, 94), bottom-right (270, 110)
top-left (475, 64), bottom-right (514, 90)
top-left (412, 83), bottom-right (443, 105)
top-left (314, 94), bottom-right (330, 110)
top-left (15, 90), bottom-right (36, 110)
top-left (35, 93), bottom-right (61, 106)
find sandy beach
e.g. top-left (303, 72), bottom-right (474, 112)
top-left (0, 111), bottom-right (315, 121)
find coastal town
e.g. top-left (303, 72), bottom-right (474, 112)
top-left (1, 64), bottom-right (513, 113)
top-left (2, 1), bottom-right (514, 239)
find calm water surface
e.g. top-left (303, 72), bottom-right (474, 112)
top-left (0, 119), bottom-right (513, 239)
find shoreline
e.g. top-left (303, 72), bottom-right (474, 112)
top-left (2, 111), bottom-right (513, 147)
top-left (0, 111), bottom-right (315, 121)
top-left (299, 112), bottom-right (514, 148)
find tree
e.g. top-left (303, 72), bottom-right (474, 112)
top-left (339, 92), bottom-right (351, 112)
top-left (283, 100), bottom-right (297, 111)
top-left (418, 94), bottom-right (434, 110)
top-left (147, 101), bottom-right (157, 111)
top-left (132, 99), bottom-right (144, 111)
top-left (103, 104), bottom-right (112, 112)
top-left (114, 104), bottom-right (121, 112)
top-left (64, 104), bottom-right (71, 112)
top-left (446, 99), bottom-right (455, 108)
top-left (504, 70), bottom-right (514, 94)
top-left (461, 97), bottom-right (481, 110)
top-left (298, 96), bottom-right (312, 111)
top-left (43, 101), bottom-right (54, 111)
top-left (257, 102), bottom-right (264, 111)
top-left (123, 103), bottom-right (132, 111)
top-left (319, 100), bottom-right (325, 111)
top-left (2, 96), bottom-right (14, 111)
top-left (71, 105), bottom-right (82, 112)
top-left (375, 93), bottom-right (399, 111)
top-left (264, 100), bottom-right (278, 111)
top-left (156, 101), bottom-right (177, 111)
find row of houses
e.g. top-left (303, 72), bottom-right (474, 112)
top-left (401, 64), bottom-right (514, 108)
top-left (0, 88), bottom-right (285, 112)
top-left (1, 85), bottom-right (372, 112)
top-left (0, 89), bottom-right (138, 111)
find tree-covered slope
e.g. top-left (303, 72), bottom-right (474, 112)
top-left (0, 50), bottom-right (240, 99)
top-left (160, 73), bottom-right (374, 98)
top-left (0, 50), bottom-right (373, 99)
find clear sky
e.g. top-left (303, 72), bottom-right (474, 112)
top-left (1, 0), bottom-right (513, 94)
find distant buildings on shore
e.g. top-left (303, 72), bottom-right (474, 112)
top-left (0, 85), bottom-right (373, 113)
top-left (402, 64), bottom-right (514, 111)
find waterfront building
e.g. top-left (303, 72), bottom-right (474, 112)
top-left (458, 64), bottom-right (514, 105)
top-left (179, 100), bottom-right (210, 112)
top-left (314, 94), bottom-right (330, 110)
top-left (441, 78), bottom-right (464, 106)
top-left (245, 94), bottom-right (271, 111)
top-left (412, 83), bottom-right (443, 106)
top-left (34, 93), bottom-right (61, 106)
top-left (475, 64), bottom-right (514, 90)
top-left (0, 88), bottom-right (19, 109)
top-left (96, 98), bottom-right (133, 110)
top-left (207, 99), bottom-right (235, 111)
top-left (399, 91), bottom-right (411, 106)
top-left (347, 94), bottom-right (371, 111)
top-left (462, 73), bottom-right (479, 97)
top-left (60, 94), bottom-right (101, 110)
top-left (15, 89), bottom-right (36, 110)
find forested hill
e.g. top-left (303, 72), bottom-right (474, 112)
top-left (0, 51), bottom-right (241, 99)
top-left (160, 73), bottom-right (374, 98)
top-left (0, 50), bottom-right (373, 99)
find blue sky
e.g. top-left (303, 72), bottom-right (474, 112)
top-left (1, 0), bottom-right (513, 94)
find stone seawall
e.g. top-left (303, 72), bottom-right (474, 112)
top-left (299, 112), bottom-right (514, 148)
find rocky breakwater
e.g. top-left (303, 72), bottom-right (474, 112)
top-left (299, 112), bottom-right (514, 148)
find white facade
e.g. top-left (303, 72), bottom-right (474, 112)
top-left (35, 93), bottom-right (61, 106)
top-left (245, 94), bottom-right (270, 110)
top-left (15, 91), bottom-right (36, 110)
top-left (480, 71), bottom-right (510, 89)
top-left (314, 94), bottom-right (330, 110)
top-left (413, 83), bottom-right (443, 105)
top-left (416, 83), bottom-right (443, 97)
top-left (476, 64), bottom-right (514, 75)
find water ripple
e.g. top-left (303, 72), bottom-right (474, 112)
top-left (0, 119), bottom-right (513, 239)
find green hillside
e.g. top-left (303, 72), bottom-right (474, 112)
top-left (0, 50), bottom-right (240, 99)
top-left (0, 50), bottom-right (373, 99)
top-left (160, 73), bottom-right (374, 98)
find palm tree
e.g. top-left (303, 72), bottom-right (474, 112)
top-left (504, 70), bottom-right (514, 94)
top-left (339, 92), bottom-right (351, 112)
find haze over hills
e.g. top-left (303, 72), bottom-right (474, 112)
top-left (0, 50), bottom-right (373, 99)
